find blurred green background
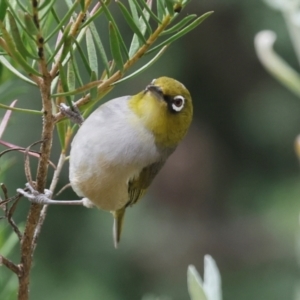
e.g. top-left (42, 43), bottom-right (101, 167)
top-left (1, 0), bottom-right (300, 299)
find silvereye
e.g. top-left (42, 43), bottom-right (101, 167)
top-left (17, 77), bottom-right (193, 248)
top-left (69, 77), bottom-right (193, 247)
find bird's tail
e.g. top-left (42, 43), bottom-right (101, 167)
top-left (112, 207), bottom-right (126, 248)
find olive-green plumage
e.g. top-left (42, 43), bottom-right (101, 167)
top-left (69, 77), bottom-right (193, 247)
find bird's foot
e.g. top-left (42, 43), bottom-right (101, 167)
top-left (59, 102), bottom-right (84, 125)
top-left (17, 183), bottom-right (85, 206)
top-left (17, 182), bottom-right (53, 205)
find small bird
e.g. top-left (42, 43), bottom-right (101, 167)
top-left (69, 76), bottom-right (193, 247)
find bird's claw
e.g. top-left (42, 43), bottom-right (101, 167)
top-left (59, 102), bottom-right (84, 125)
top-left (17, 183), bottom-right (53, 205)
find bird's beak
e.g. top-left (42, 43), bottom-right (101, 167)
top-left (145, 84), bottom-right (164, 101)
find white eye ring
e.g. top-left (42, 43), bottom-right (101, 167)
top-left (171, 95), bottom-right (185, 112)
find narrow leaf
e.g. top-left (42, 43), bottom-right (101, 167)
top-left (202, 255), bottom-right (222, 300)
top-left (0, 0), bottom-right (7, 21)
top-left (255, 30), bottom-right (300, 98)
top-left (162, 14), bottom-right (197, 35)
top-left (70, 49), bottom-right (84, 87)
top-left (55, 79), bottom-right (68, 150)
top-left (131, 0), bottom-right (152, 34)
top-left (39, 0), bottom-right (56, 10)
top-left (113, 45), bottom-right (168, 85)
top-left (67, 60), bottom-right (75, 102)
top-left (86, 27), bottom-right (98, 78)
top-left (47, 22), bottom-right (72, 64)
top-left (0, 100), bottom-right (18, 139)
top-left (90, 71), bottom-right (98, 100)
top-left (59, 64), bottom-right (72, 106)
top-left (7, 11), bottom-right (38, 59)
top-left (137, 0), bottom-right (161, 24)
top-left (165, 0), bottom-right (175, 16)
top-left (128, 0), bottom-right (140, 25)
top-left (129, 0), bottom-right (152, 57)
top-left (187, 265), bottom-right (208, 300)
top-left (44, 0), bottom-right (79, 42)
top-left (73, 38), bottom-right (92, 76)
top-left (109, 22), bottom-right (124, 72)
top-left (101, 0), bottom-right (129, 60)
top-left (0, 22), bottom-right (42, 76)
top-left (0, 56), bottom-right (37, 85)
top-left (52, 80), bottom-right (102, 97)
top-left (117, 1), bottom-right (147, 44)
top-left (89, 21), bottom-right (110, 76)
top-left (23, 12), bottom-right (39, 35)
top-left (146, 11), bottom-right (213, 55)
top-left (157, 0), bottom-right (165, 21)
top-left (40, 0), bottom-right (61, 21)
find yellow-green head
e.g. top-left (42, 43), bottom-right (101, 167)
top-left (129, 77), bottom-right (193, 148)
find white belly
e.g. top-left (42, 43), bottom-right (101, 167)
top-left (69, 96), bottom-right (159, 211)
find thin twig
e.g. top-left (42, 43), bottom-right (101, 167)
top-left (24, 140), bottom-right (45, 186)
top-left (55, 182), bottom-right (71, 196)
top-left (32, 153), bottom-right (66, 251)
top-left (7, 197), bottom-right (22, 241)
top-left (0, 255), bottom-right (21, 275)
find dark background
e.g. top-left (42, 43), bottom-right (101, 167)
top-left (1, 0), bottom-right (300, 299)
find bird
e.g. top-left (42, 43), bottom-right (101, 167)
top-left (18, 76), bottom-right (193, 248)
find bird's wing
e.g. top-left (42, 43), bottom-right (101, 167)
top-left (127, 160), bottom-right (166, 206)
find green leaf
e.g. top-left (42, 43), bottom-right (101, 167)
top-left (101, 0), bottom-right (129, 60)
top-left (59, 64), bottom-right (72, 106)
top-left (0, 0), bottom-right (7, 21)
top-left (109, 22), bottom-right (124, 72)
top-left (113, 45), bottom-right (168, 85)
top-left (47, 22), bottom-right (72, 64)
top-left (67, 59), bottom-right (75, 102)
top-left (157, 0), bottom-right (165, 21)
top-left (44, 0), bottom-right (79, 42)
top-left (137, 0), bottom-right (161, 24)
top-left (73, 38), bottom-right (92, 76)
top-left (187, 265), bottom-right (208, 300)
top-left (89, 21), bottom-right (110, 76)
top-left (117, 1), bottom-right (147, 44)
top-left (56, 119), bottom-right (67, 150)
top-left (161, 14), bottom-right (197, 35)
top-left (51, 80), bottom-right (101, 97)
top-left (147, 11), bottom-right (214, 55)
top-left (70, 49), bottom-right (84, 87)
top-left (39, 0), bottom-right (60, 21)
top-left (90, 71), bottom-right (98, 100)
top-left (0, 56), bottom-right (37, 85)
top-left (131, 0), bottom-right (152, 34)
top-left (129, 0), bottom-right (152, 57)
top-left (128, 0), bottom-right (140, 25)
top-left (7, 10), bottom-right (38, 59)
top-left (165, 0), bottom-right (175, 16)
top-left (39, 0), bottom-right (56, 10)
top-left (0, 22), bottom-right (42, 76)
top-left (23, 12), bottom-right (39, 35)
top-left (64, 0), bottom-right (74, 10)
top-left (86, 27), bottom-right (98, 78)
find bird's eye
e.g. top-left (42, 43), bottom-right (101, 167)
top-left (171, 95), bottom-right (185, 112)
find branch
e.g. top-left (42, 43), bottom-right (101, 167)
top-left (54, 15), bottom-right (172, 122)
top-left (0, 255), bottom-right (21, 275)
